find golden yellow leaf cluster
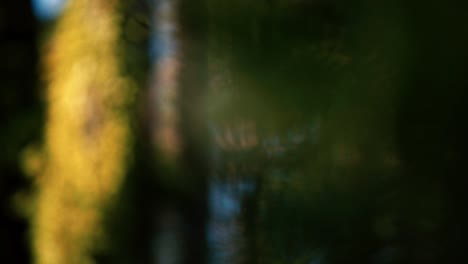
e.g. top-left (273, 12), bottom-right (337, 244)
top-left (32, 1), bottom-right (134, 263)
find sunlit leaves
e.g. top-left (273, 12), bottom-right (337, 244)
top-left (31, 1), bottom-right (135, 263)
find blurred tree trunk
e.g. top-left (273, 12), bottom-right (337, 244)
top-left (151, 0), bottom-right (210, 262)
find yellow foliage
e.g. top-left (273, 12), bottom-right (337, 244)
top-left (32, 0), bottom-right (134, 263)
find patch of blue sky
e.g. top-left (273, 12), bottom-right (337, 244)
top-left (149, 35), bottom-right (177, 62)
top-left (31, 0), bottom-right (67, 21)
top-left (209, 180), bottom-right (241, 220)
